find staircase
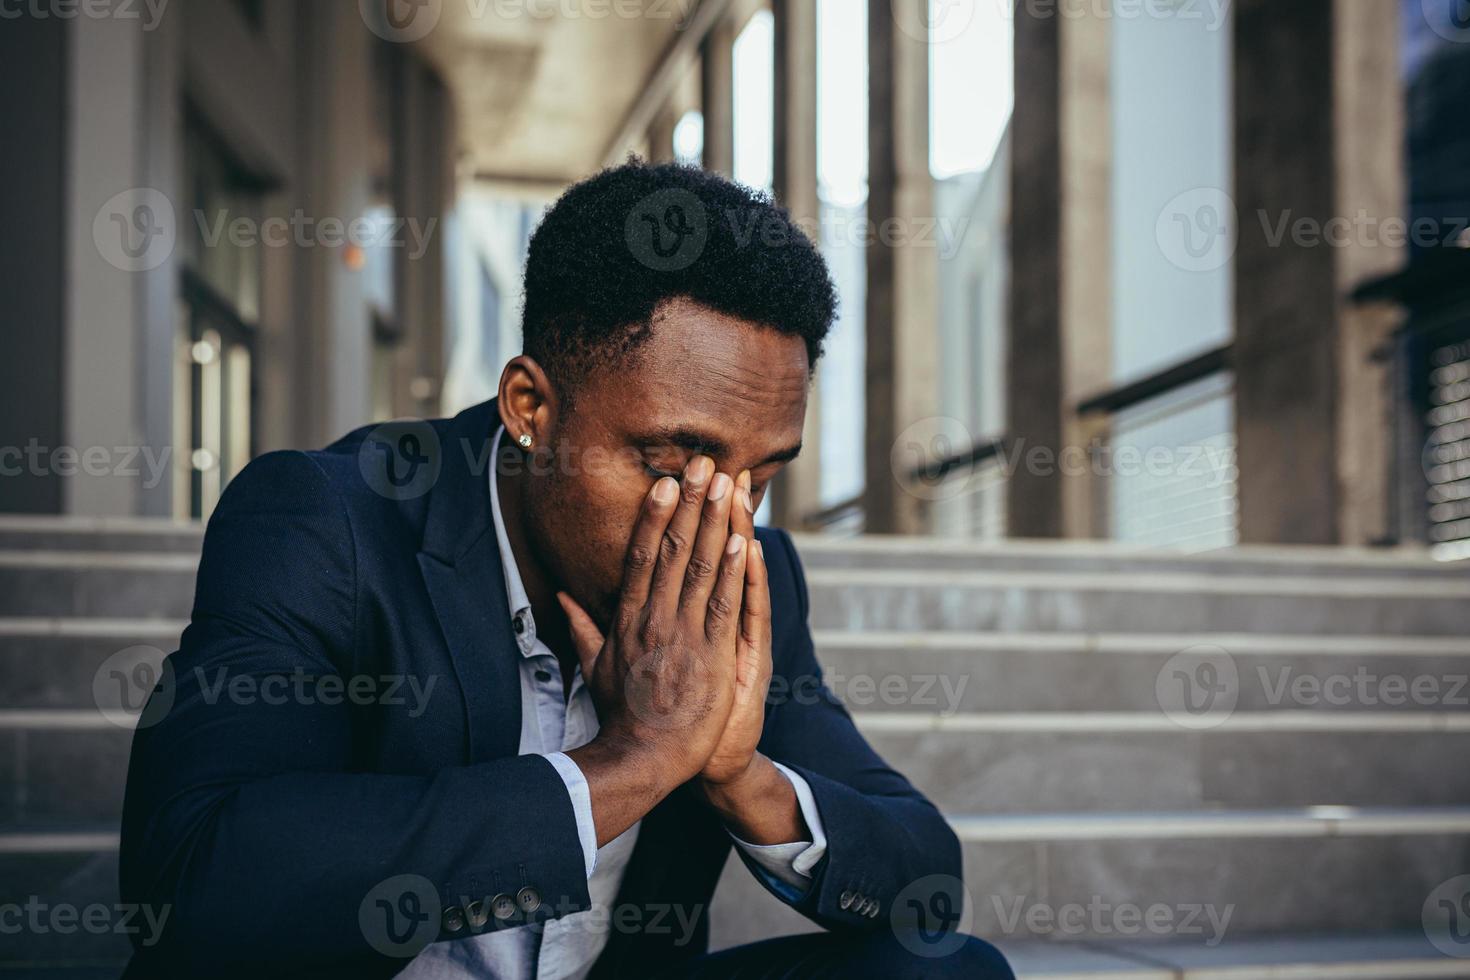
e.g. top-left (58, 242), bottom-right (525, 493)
top-left (711, 535), bottom-right (1470, 978)
top-left (1, 517), bottom-right (1468, 977)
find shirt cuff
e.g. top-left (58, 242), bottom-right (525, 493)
top-left (545, 751), bottom-right (597, 878)
top-left (728, 761), bottom-right (829, 897)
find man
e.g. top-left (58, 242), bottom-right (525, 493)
top-left (120, 162), bottom-right (1012, 978)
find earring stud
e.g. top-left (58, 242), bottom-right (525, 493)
top-left (517, 433), bottom-right (533, 449)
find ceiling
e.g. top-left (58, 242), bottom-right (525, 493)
top-left (414, 1), bottom-right (686, 187)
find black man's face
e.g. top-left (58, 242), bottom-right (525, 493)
top-left (527, 297), bottom-right (810, 628)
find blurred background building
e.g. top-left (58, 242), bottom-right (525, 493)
top-left (2, 0), bottom-right (1469, 976)
top-left (3, 0), bottom-right (1469, 558)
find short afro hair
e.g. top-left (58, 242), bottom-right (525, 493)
top-left (520, 160), bottom-right (837, 398)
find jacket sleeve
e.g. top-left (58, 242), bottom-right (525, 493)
top-left (737, 528), bottom-right (966, 935)
top-left (118, 451), bottom-right (590, 974)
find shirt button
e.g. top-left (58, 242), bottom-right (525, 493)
top-left (513, 616), bottom-right (525, 634)
top-left (516, 885), bottom-right (542, 913)
top-left (466, 900), bottom-right (488, 930)
top-left (490, 893), bottom-right (517, 920)
top-left (534, 669), bottom-right (552, 683)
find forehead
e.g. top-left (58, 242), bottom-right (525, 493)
top-left (581, 298), bottom-right (811, 456)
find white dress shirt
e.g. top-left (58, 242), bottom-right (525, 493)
top-left (402, 426), bottom-right (827, 979)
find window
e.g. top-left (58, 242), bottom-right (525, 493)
top-left (177, 115), bottom-right (265, 519)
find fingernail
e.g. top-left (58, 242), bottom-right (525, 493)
top-left (687, 456), bottom-right (712, 483)
top-left (755, 541), bottom-right (764, 559)
top-left (727, 533), bottom-right (745, 554)
top-left (653, 477), bottom-right (678, 504)
top-left (741, 486), bottom-right (753, 513)
top-left (710, 472), bottom-right (731, 501)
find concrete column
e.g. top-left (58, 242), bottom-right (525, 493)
top-left (394, 60), bottom-right (454, 419)
top-left (0, 14), bottom-right (67, 513)
top-left (647, 103), bottom-right (680, 164)
top-left (1006, 2), bottom-right (1112, 539)
top-left (771, 0), bottom-right (823, 529)
top-left (701, 16), bottom-right (736, 176)
top-left (1232, 0), bottom-right (1402, 545)
top-left (1331, 0), bottom-right (1404, 547)
top-left (298, 3), bottom-right (373, 441)
top-left (864, 0), bottom-right (939, 535)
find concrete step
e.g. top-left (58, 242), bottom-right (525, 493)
top-left (993, 933), bottom-right (1470, 979)
top-left (5, 551), bottom-right (1466, 634)
top-left (4, 622), bottom-right (1469, 717)
top-left (813, 630), bottom-right (1470, 713)
top-left (0, 515), bottom-right (201, 554)
top-left (0, 620), bottom-right (179, 711)
top-left (0, 553), bottom-right (195, 619)
top-left (805, 568), bottom-right (1470, 635)
top-left (10, 708), bottom-right (1468, 825)
top-left (11, 814), bottom-right (1468, 966)
top-left (710, 807), bottom-right (1470, 948)
top-left (0, 835), bottom-right (130, 966)
top-left (0, 715), bottom-right (134, 826)
top-left (791, 533), bottom-right (1468, 581)
top-left (859, 719), bottom-right (1470, 813)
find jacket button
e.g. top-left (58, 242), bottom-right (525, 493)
top-left (466, 900), bottom-right (488, 930)
top-left (442, 905), bottom-right (466, 933)
top-left (516, 885), bottom-right (542, 913)
top-left (866, 901), bottom-right (881, 918)
top-left (839, 890), bottom-right (855, 910)
top-left (491, 893), bottom-right (517, 920)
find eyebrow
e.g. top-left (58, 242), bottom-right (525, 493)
top-left (636, 426), bottom-right (803, 468)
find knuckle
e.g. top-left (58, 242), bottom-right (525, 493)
top-left (625, 544), bottom-right (657, 572)
top-left (660, 528), bottom-right (688, 559)
top-left (614, 607), bottom-right (639, 639)
top-left (637, 617), bottom-right (663, 649)
top-left (680, 482), bottom-right (704, 506)
top-left (707, 592), bottom-right (736, 620)
top-left (684, 554), bottom-right (717, 582)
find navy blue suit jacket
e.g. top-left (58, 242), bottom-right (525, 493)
top-left (119, 399), bottom-right (961, 977)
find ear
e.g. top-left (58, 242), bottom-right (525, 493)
top-left (497, 356), bottom-right (559, 448)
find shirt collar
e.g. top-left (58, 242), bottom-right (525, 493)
top-left (488, 425), bottom-right (538, 656)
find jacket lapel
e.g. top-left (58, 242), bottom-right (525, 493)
top-left (417, 399), bottom-right (523, 763)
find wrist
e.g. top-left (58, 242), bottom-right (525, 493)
top-left (598, 726), bottom-right (700, 791)
top-left (698, 752), bottom-right (766, 807)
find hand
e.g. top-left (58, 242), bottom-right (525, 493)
top-left (562, 457), bottom-right (750, 844)
top-left (699, 470), bottom-right (773, 786)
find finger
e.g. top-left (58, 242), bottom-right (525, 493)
top-left (740, 535), bottom-right (772, 665)
top-left (705, 533), bottom-right (748, 642)
top-left (617, 476), bottom-right (680, 626)
top-left (730, 470), bottom-right (755, 542)
top-left (648, 455), bottom-right (715, 618)
top-left (558, 590), bottom-right (607, 679)
top-left (678, 470), bottom-right (736, 615)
